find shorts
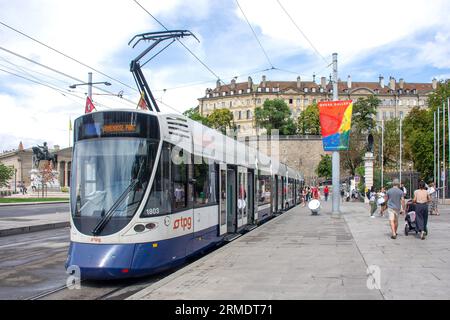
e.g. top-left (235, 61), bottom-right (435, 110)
top-left (388, 208), bottom-right (399, 222)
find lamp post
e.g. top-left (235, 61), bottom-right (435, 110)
top-left (69, 72), bottom-right (111, 99)
top-left (14, 167), bottom-right (17, 193)
top-left (409, 163), bottom-right (412, 199)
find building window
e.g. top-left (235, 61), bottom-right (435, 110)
top-left (256, 98), bottom-right (261, 104)
top-left (296, 98), bottom-right (301, 105)
top-left (221, 102), bottom-right (225, 107)
top-left (222, 92), bottom-right (226, 96)
top-left (304, 98), bottom-right (309, 106)
top-left (247, 88), bottom-right (251, 93)
top-left (238, 111), bottom-right (242, 120)
top-left (230, 91), bottom-right (234, 95)
top-left (247, 110), bottom-right (251, 119)
top-left (304, 88), bottom-right (308, 93)
top-left (257, 87), bottom-right (262, 92)
top-left (230, 101), bottom-right (233, 107)
top-left (289, 98), bottom-right (293, 104)
top-left (312, 88), bottom-right (316, 93)
top-left (390, 111), bottom-right (394, 119)
top-left (399, 111), bottom-right (404, 119)
top-left (265, 88), bottom-right (269, 92)
top-left (383, 111), bottom-right (386, 119)
top-left (273, 87), bottom-right (279, 93)
top-left (398, 100), bottom-right (402, 106)
top-left (239, 89), bottom-right (243, 94)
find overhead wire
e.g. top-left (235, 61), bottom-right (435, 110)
top-left (0, 20), bottom-right (138, 92)
top-left (276, 0), bottom-right (330, 67)
top-left (235, 0), bottom-right (274, 69)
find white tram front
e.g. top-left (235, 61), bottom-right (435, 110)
top-left (66, 109), bottom-right (303, 279)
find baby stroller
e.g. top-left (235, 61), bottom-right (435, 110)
top-left (404, 200), bottom-right (418, 236)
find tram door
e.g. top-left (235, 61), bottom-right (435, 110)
top-left (247, 169), bottom-right (255, 224)
top-left (237, 166), bottom-right (248, 228)
top-left (219, 164), bottom-right (227, 236)
top-left (227, 167), bottom-right (236, 233)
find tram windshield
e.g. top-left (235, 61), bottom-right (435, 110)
top-left (71, 138), bottom-right (159, 236)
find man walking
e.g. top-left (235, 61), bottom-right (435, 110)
top-left (384, 178), bottom-right (405, 239)
top-left (323, 185), bottom-right (329, 201)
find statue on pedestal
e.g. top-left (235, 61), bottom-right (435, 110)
top-left (32, 142), bottom-right (58, 169)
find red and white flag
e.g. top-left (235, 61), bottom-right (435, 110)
top-left (137, 91), bottom-right (148, 110)
top-left (85, 96), bottom-right (96, 113)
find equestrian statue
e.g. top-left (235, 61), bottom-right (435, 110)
top-left (32, 142), bottom-right (58, 169)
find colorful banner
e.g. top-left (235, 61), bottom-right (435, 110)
top-left (318, 100), bottom-right (353, 151)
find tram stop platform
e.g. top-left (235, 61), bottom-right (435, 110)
top-left (129, 200), bottom-right (450, 300)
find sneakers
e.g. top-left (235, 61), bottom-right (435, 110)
top-left (370, 215), bottom-right (375, 218)
top-left (420, 231), bottom-right (426, 240)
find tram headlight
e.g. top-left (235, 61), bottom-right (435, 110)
top-left (134, 224), bottom-right (145, 232)
top-left (145, 223), bottom-right (157, 230)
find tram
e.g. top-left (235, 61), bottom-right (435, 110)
top-left (65, 30), bottom-right (304, 279)
top-left (66, 110), bottom-right (304, 279)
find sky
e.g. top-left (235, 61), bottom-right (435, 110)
top-left (0, 0), bottom-right (449, 152)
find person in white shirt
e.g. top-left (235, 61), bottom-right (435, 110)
top-left (427, 182), bottom-right (439, 215)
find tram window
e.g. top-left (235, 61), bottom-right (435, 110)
top-left (193, 160), bottom-right (217, 206)
top-left (257, 174), bottom-right (271, 206)
top-left (172, 149), bottom-right (188, 210)
top-left (142, 143), bottom-right (171, 217)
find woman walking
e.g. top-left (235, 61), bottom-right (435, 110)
top-left (369, 186), bottom-right (377, 218)
top-left (428, 182), bottom-right (439, 215)
top-left (414, 181), bottom-right (431, 240)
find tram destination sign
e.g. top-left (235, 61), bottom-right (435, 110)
top-left (102, 123), bottom-right (137, 134)
top-left (318, 100), bottom-right (353, 151)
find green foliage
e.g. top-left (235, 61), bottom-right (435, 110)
top-left (341, 96), bottom-right (379, 176)
top-left (255, 99), bottom-right (296, 135)
top-left (207, 108), bottom-right (234, 134)
top-left (316, 154), bottom-right (332, 179)
top-left (183, 107), bottom-right (210, 126)
top-left (0, 163), bottom-right (14, 188)
top-left (297, 103), bottom-right (320, 135)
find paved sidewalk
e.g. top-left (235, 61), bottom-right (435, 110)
top-left (129, 202), bottom-right (382, 300)
top-left (343, 201), bottom-right (450, 299)
top-left (129, 200), bottom-right (450, 300)
top-left (0, 212), bottom-right (69, 237)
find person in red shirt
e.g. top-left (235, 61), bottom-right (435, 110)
top-left (324, 185), bottom-right (329, 201)
top-left (312, 186), bottom-right (320, 200)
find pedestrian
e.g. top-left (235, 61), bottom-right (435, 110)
top-left (427, 182), bottom-right (439, 215)
top-left (414, 180), bottom-right (431, 240)
top-left (302, 187), bottom-right (307, 207)
top-left (400, 183), bottom-right (407, 198)
top-left (384, 178), bottom-right (406, 239)
top-left (369, 186), bottom-right (377, 218)
top-left (377, 187), bottom-right (387, 216)
top-left (324, 185), bottom-right (329, 202)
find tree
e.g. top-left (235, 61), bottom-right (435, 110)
top-left (255, 99), bottom-right (296, 135)
top-left (207, 108), bottom-right (235, 134)
top-left (297, 103), bottom-right (320, 135)
top-left (0, 163), bottom-right (14, 188)
top-left (316, 154), bottom-right (332, 179)
top-left (341, 96), bottom-right (379, 176)
top-left (183, 107), bottom-right (210, 126)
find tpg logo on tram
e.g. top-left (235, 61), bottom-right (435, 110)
top-left (173, 217), bottom-right (192, 231)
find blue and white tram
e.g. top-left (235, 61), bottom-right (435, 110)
top-left (66, 109), bottom-right (303, 279)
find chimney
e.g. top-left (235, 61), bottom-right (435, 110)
top-left (216, 79), bottom-right (221, 89)
top-left (347, 75), bottom-right (352, 89)
top-left (432, 78), bottom-right (437, 90)
top-left (231, 79), bottom-right (236, 90)
top-left (389, 77), bottom-right (396, 91)
top-left (399, 78), bottom-right (404, 89)
top-left (248, 76), bottom-right (253, 89)
top-left (379, 75), bottom-right (384, 88)
top-left (312, 73), bottom-right (316, 83)
top-left (18, 141), bottom-right (24, 152)
top-left (262, 75), bottom-right (266, 88)
top-left (297, 76), bottom-right (301, 89)
top-left (321, 76), bottom-right (326, 88)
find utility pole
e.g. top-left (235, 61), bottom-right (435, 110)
top-left (88, 72), bottom-right (93, 100)
top-left (399, 117), bottom-right (402, 183)
top-left (331, 52), bottom-right (340, 217)
top-left (444, 102), bottom-right (446, 202)
top-left (438, 105), bottom-right (440, 199)
top-left (434, 112), bottom-right (436, 186)
top-left (381, 118), bottom-right (384, 189)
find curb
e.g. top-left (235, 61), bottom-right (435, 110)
top-left (0, 221), bottom-right (70, 237)
top-left (0, 201), bottom-right (69, 207)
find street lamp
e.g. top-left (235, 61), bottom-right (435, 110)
top-left (409, 163), bottom-right (412, 198)
top-left (69, 72), bottom-right (111, 99)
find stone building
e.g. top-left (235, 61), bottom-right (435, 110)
top-left (198, 75), bottom-right (436, 138)
top-left (0, 142), bottom-right (72, 191)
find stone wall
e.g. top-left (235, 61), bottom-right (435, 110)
top-left (246, 136), bottom-right (327, 184)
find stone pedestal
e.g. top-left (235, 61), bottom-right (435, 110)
top-left (363, 152), bottom-right (374, 204)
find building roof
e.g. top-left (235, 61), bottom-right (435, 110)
top-left (201, 76), bottom-right (435, 99)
